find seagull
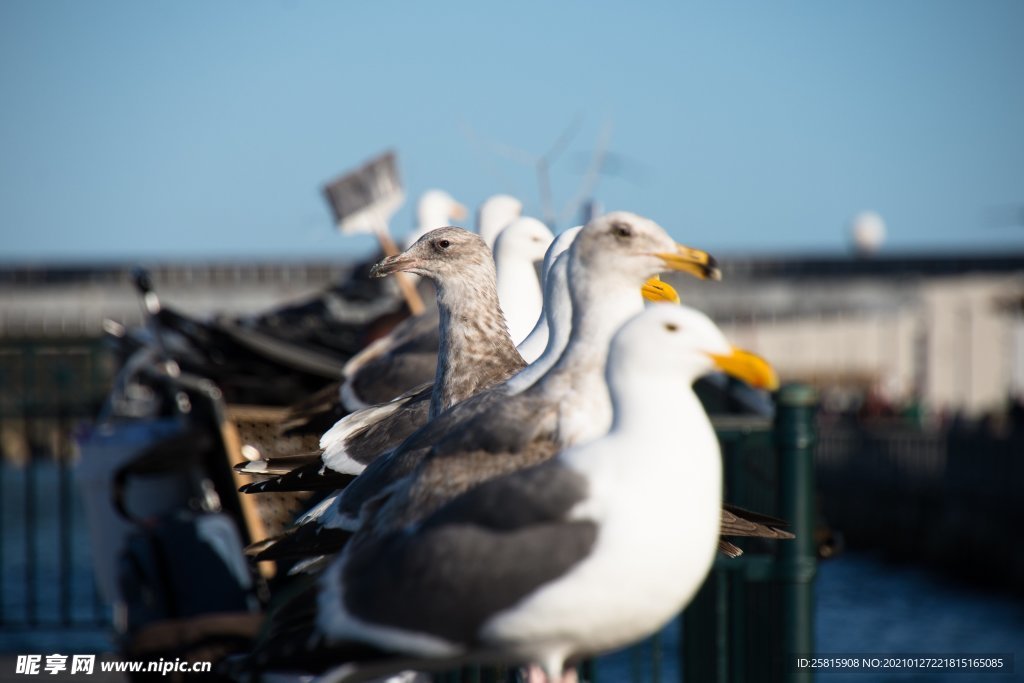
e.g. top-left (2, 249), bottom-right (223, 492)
top-left (246, 304), bottom-right (777, 682)
top-left (493, 217), bottom-right (555, 346)
top-left (403, 189), bottom-right (468, 248)
top-left (247, 212), bottom-right (726, 560)
top-left (477, 194), bottom-right (524, 250)
top-left (514, 226), bottom-right (582, 364)
top-left (334, 202), bottom-right (540, 413)
top-left (279, 207), bottom-right (548, 443)
top-left (277, 191), bottom-right (471, 435)
top-left (239, 227), bottom-right (527, 486)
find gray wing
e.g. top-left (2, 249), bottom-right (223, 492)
top-left (338, 385), bottom-right (432, 469)
top-left (344, 314), bottom-right (440, 407)
top-left (350, 392), bottom-right (561, 538)
top-left (279, 380), bottom-right (345, 436)
top-left (240, 384), bottom-right (435, 494)
top-left (427, 391), bottom-right (555, 458)
top-left (341, 462), bottom-right (598, 645)
top-left (333, 387), bottom-right (514, 520)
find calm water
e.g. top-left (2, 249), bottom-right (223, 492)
top-left (811, 552), bottom-right (1023, 682)
top-left (2, 463), bottom-right (1023, 680)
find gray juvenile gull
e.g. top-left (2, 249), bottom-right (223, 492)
top-left (239, 227), bottom-right (588, 493)
top-left (276, 190), bottom-right (469, 435)
top-left (247, 213), bottom-right (730, 560)
top-left (239, 226), bottom-right (527, 490)
top-left (240, 223), bottom-right (557, 492)
top-left (286, 195), bottom-right (509, 430)
top-left (337, 195), bottom-right (529, 412)
top-left (346, 212), bottom-right (549, 404)
top-left (246, 304), bottom-right (777, 682)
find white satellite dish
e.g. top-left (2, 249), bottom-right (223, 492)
top-left (850, 211), bottom-right (887, 255)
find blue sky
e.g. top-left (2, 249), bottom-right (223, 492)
top-left (1, 1), bottom-right (1022, 261)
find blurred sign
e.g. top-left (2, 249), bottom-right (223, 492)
top-left (322, 151), bottom-right (404, 235)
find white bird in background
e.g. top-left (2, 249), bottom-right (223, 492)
top-left (247, 304), bottom-right (777, 683)
top-left (404, 189), bottom-right (468, 248)
top-left (493, 217), bottom-right (555, 346)
top-left (477, 194), bottom-right (524, 250)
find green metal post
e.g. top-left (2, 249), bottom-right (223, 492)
top-left (774, 384), bottom-right (818, 682)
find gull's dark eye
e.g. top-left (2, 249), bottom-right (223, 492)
top-left (664, 322), bottom-right (679, 332)
top-left (436, 239), bottom-right (451, 250)
top-left (611, 222), bottom-right (633, 239)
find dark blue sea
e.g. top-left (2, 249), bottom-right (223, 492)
top-left (2, 462), bottom-right (1022, 680)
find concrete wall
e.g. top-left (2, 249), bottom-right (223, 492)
top-left (667, 271), bottom-right (1024, 416)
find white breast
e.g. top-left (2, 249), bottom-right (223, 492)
top-left (479, 433), bottom-right (722, 660)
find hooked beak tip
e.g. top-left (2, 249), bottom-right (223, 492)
top-left (369, 256), bottom-right (408, 278)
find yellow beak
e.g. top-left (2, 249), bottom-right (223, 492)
top-left (450, 202), bottom-right (469, 221)
top-left (641, 276), bottom-right (681, 304)
top-left (654, 244), bottom-right (722, 281)
top-left (709, 347), bottom-right (779, 391)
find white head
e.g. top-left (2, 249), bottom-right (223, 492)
top-left (608, 304), bottom-right (778, 391)
top-left (493, 217), bottom-right (555, 267)
top-left (477, 194), bottom-right (523, 249)
top-left (568, 212), bottom-right (720, 297)
top-left (413, 190), bottom-right (467, 235)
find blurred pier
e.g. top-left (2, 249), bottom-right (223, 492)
top-left (0, 262), bottom-right (351, 339)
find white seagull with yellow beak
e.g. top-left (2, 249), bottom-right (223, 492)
top-left (246, 304), bottom-right (776, 682)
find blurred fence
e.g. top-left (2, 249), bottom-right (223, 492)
top-left (815, 417), bottom-right (1024, 591)
top-left (0, 338), bottom-right (113, 638)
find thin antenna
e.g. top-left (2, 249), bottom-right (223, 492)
top-left (458, 120), bottom-right (530, 191)
top-left (536, 114), bottom-right (584, 228)
top-left (559, 120), bottom-right (613, 225)
top-left (460, 116), bottom-right (587, 230)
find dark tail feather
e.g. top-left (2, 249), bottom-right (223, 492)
top-left (239, 461), bottom-right (356, 494)
top-left (234, 451), bottom-right (323, 477)
top-left (720, 503), bottom-right (795, 540)
top-left (247, 524), bottom-right (353, 562)
top-left (718, 540), bottom-right (744, 558)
